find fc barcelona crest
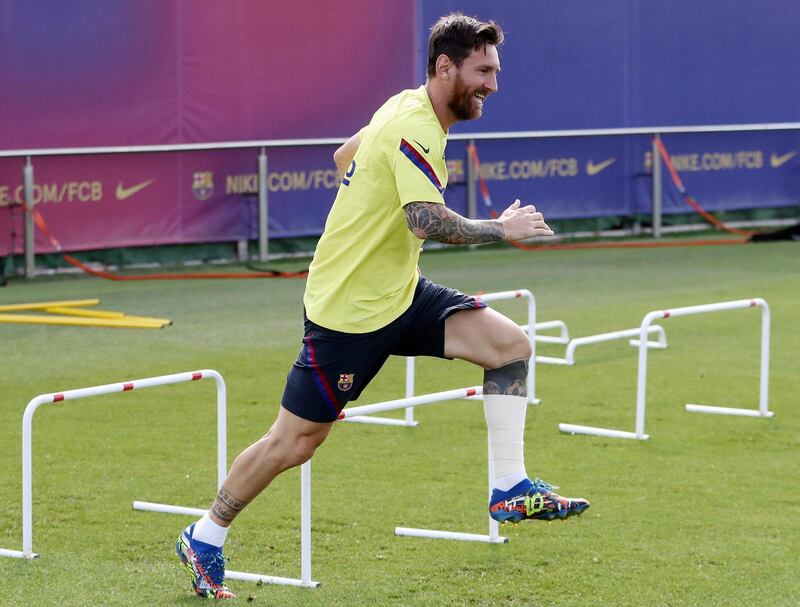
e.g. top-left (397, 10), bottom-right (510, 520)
top-left (337, 373), bottom-right (355, 391)
top-left (192, 171), bottom-right (214, 201)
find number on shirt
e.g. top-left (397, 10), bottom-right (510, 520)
top-left (342, 160), bottom-right (356, 186)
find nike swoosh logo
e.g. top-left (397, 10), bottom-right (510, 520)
top-left (770, 150), bottom-right (797, 168)
top-left (586, 158), bottom-right (616, 176)
top-left (413, 139), bottom-right (430, 154)
top-left (115, 179), bottom-right (154, 200)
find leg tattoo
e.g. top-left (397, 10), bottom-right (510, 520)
top-left (483, 359), bottom-right (528, 396)
top-left (210, 487), bottom-right (249, 524)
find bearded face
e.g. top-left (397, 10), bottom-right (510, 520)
top-left (447, 71), bottom-right (490, 121)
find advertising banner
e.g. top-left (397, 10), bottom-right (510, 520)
top-left (1, 1), bottom-right (797, 257)
top-left (0, 0), bottom-right (415, 255)
top-left (452, 131), bottom-right (799, 223)
top-left (0, 146), bottom-right (342, 255)
top-left (639, 131), bottom-right (800, 215)
top-left (2, 130), bottom-right (798, 256)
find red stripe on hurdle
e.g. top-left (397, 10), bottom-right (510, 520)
top-left (53, 394), bottom-right (64, 402)
top-left (192, 372), bottom-right (203, 381)
top-left (122, 383), bottom-right (134, 392)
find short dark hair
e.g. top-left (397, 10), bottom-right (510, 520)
top-left (426, 13), bottom-right (504, 78)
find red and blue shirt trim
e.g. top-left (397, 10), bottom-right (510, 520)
top-left (399, 138), bottom-right (444, 194)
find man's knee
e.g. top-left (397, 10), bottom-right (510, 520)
top-left (487, 326), bottom-right (531, 368)
top-left (510, 328), bottom-right (533, 361)
top-left (253, 428), bottom-right (327, 470)
top-left (290, 433), bottom-right (325, 466)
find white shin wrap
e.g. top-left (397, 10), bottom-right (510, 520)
top-left (483, 360), bottom-right (529, 491)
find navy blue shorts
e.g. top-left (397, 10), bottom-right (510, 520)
top-left (281, 276), bottom-right (486, 423)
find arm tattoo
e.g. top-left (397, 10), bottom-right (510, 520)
top-left (405, 202), bottom-right (504, 245)
top-left (483, 360), bottom-right (528, 396)
top-left (210, 487), bottom-right (248, 523)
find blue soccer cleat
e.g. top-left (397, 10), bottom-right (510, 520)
top-left (489, 478), bottom-right (590, 523)
top-left (176, 523), bottom-right (236, 600)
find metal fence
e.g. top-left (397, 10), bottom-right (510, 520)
top-left (2, 121), bottom-right (798, 278)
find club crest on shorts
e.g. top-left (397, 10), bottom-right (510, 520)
top-left (337, 373), bottom-right (355, 391)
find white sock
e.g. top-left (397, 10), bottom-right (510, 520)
top-left (192, 513), bottom-right (230, 548)
top-left (483, 394), bottom-right (528, 491)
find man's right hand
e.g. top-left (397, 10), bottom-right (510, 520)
top-left (497, 199), bottom-right (554, 241)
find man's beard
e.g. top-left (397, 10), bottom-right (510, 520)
top-left (447, 74), bottom-right (486, 121)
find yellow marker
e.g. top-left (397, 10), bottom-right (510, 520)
top-left (0, 299), bottom-right (100, 313)
top-left (44, 306), bottom-right (126, 319)
top-left (0, 313), bottom-right (168, 329)
top-left (119, 315), bottom-right (173, 326)
top-left (45, 306), bottom-right (171, 326)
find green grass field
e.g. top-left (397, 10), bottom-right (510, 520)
top-left (1, 241), bottom-right (798, 606)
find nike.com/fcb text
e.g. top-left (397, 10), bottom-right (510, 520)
top-left (0, 181), bottom-right (103, 206)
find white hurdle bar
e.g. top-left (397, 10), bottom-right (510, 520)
top-left (338, 385), bottom-right (482, 420)
top-left (341, 357), bottom-right (421, 427)
top-left (0, 370), bottom-right (318, 587)
top-left (225, 461), bottom-right (317, 588)
top-left (520, 319), bottom-right (569, 345)
top-left (395, 435), bottom-right (506, 544)
top-left (343, 288), bottom-right (540, 426)
top-left (338, 385), bottom-right (507, 544)
top-left (560, 298), bottom-right (773, 441)
top-left (0, 370), bottom-right (224, 560)
top-left (536, 325), bottom-right (667, 366)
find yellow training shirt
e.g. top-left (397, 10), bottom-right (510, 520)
top-left (303, 86), bottom-right (448, 333)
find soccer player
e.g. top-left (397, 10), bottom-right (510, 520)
top-left (176, 13), bottom-right (589, 599)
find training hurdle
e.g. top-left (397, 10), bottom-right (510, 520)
top-left (523, 319), bottom-right (569, 345)
top-left (230, 387), bottom-right (508, 590)
top-left (337, 385), bottom-right (508, 544)
top-left (343, 289), bottom-right (541, 427)
top-left (0, 370), bottom-right (318, 588)
top-left (559, 298), bottom-right (773, 440)
top-left (220, 387), bottom-right (508, 590)
top-left (535, 325), bottom-right (668, 366)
